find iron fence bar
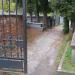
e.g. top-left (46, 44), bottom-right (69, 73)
top-left (0, 0), bottom-right (24, 71)
top-left (16, 0), bottom-right (19, 58)
top-left (2, 0), bottom-right (6, 57)
top-left (22, 0), bottom-right (27, 73)
top-left (0, 17), bottom-right (2, 43)
top-left (19, 10), bottom-right (23, 59)
top-left (8, 0), bottom-right (12, 58)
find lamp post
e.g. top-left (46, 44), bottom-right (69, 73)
top-left (22, 0), bottom-right (27, 73)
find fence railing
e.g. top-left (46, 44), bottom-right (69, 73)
top-left (0, 0), bottom-right (27, 73)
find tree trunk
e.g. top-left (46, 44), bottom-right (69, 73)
top-left (63, 16), bottom-right (69, 34)
top-left (36, 12), bottom-right (40, 22)
top-left (35, 0), bottom-right (40, 22)
top-left (30, 12), bottom-right (32, 22)
top-left (43, 12), bottom-right (48, 29)
top-left (71, 20), bottom-right (75, 32)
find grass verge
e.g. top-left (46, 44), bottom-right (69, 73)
top-left (56, 32), bottom-right (72, 67)
top-left (62, 42), bottom-right (75, 72)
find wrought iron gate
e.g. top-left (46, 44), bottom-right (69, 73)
top-left (0, 0), bottom-right (27, 73)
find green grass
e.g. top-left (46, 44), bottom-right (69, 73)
top-left (62, 43), bottom-right (75, 72)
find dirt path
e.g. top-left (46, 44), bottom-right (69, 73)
top-left (28, 26), bottom-right (63, 75)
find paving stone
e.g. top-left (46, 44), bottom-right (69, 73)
top-left (28, 26), bottom-right (63, 75)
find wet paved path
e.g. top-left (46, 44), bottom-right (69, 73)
top-left (28, 26), bottom-right (63, 75)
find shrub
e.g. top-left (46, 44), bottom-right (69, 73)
top-left (63, 17), bottom-right (69, 34)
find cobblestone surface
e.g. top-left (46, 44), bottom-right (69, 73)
top-left (28, 26), bottom-right (63, 75)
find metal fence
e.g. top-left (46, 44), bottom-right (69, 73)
top-left (0, 0), bottom-right (27, 73)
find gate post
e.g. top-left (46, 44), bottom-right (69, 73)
top-left (22, 0), bottom-right (27, 73)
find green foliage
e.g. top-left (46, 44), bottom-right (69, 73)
top-left (50, 0), bottom-right (57, 12)
top-left (50, 0), bottom-right (75, 34)
top-left (27, 0), bottom-right (35, 14)
top-left (65, 46), bottom-right (72, 60)
top-left (12, 0), bottom-right (22, 7)
top-left (33, 0), bottom-right (41, 14)
top-left (0, 1), bottom-right (16, 12)
top-left (39, 0), bottom-right (52, 13)
top-left (3, 2), bottom-right (9, 12)
top-left (50, 0), bottom-right (75, 18)
top-left (17, 0), bottom-right (22, 7)
top-left (10, 2), bottom-right (16, 12)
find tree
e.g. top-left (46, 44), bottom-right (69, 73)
top-left (58, 1), bottom-right (71, 33)
top-left (50, 0), bottom-right (75, 33)
top-left (27, 0), bottom-right (34, 21)
top-left (34, 0), bottom-right (40, 22)
top-left (13, 0), bottom-right (33, 21)
top-left (39, 0), bottom-right (50, 28)
top-left (12, 0), bottom-right (22, 7)
top-left (50, 0), bottom-right (72, 33)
